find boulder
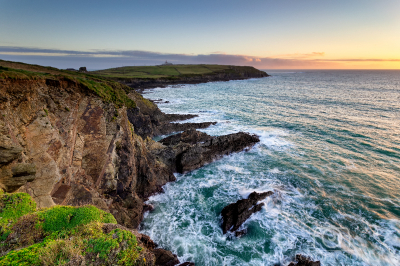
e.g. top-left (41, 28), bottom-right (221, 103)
top-left (288, 254), bottom-right (321, 266)
top-left (221, 191), bottom-right (273, 234)
top-left (154, 248), bottom-right (180, 266)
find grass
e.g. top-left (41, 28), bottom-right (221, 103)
top-left (91, 63), bottom-right (264, 80)
top-left (0, 59), bottom-right (137, 109)
top-left (0, 192), bottom-right (149, 265)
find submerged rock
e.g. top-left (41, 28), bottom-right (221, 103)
top-left (288, 254), bottom-right (321, 266)
top-left (221, 191), bottom-right (273, 234)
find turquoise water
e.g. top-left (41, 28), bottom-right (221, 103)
top-left (140, 70), bottom-right (400, 266)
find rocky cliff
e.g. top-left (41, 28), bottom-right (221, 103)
top-left (0, 60), bottom-right (264, 265)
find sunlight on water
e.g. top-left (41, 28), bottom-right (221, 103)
top-left (140, 70), bottom-right (400, 265)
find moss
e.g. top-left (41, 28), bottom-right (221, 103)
top-left (37, 205), bottom-right (116, 233)
top-left (0, 193), bottom-right (149, 265)
top-left (0, 193), bottom-right (37, 227)
top-left (0, 242), bottom-right (43, 265)
top-left (76, 77), bottom-right (136, 109)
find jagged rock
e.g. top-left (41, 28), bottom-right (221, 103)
top-left (78, 67), bottom-right (87, 72)
top-left (177, 131), bottom-right (260, 173)
top-left (154, 248), bottom-right (180, 266)
top-left (287, 254), bottom-right (321, 266)
top-left (0, 163), bottom-right (36, 192)
top-left (0, 134), bottom-right (23, 165)
top-left (160, 128), bottom-right (212, 146)
top-left (152, 130), bottom-right (259, 173)
top-left (221, 191), bottom-right (273, 234)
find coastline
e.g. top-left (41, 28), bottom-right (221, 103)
top-left (0, 60), bottom-right (270, 265)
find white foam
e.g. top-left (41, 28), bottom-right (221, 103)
top-left (269, 168), bottom-right (281, 174)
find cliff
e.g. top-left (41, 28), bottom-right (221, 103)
top-left (0, 59), bottom-right (263, 265)
top-left (92, 64), bottom-right (269, 90)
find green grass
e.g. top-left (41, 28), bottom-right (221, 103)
top-left (91, 64), bottom-right (260, 80)
top-left (0, 192), bottom-right (149, 265)
top-left (37, 205), bottom-right (116, 233)
top-left (0, 60), bottom-right (137, 109)
top-left (0, 193), bottom-right (37, 227)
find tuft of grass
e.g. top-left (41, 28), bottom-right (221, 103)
top-left (37, 205), bottom-right (116, 234)
top-left (0, 193), bottom-right (37, 227)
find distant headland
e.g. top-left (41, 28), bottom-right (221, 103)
top-left (91, 64), bottom-right (269, 91)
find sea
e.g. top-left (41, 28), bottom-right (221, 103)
top-left (139, 70), bottom-right (400, 266)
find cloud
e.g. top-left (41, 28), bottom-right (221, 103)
top-left (0, 46), bottom-right (398, 70)
top-left (278, 52), bottom-right (325, 59)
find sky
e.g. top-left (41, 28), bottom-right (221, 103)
top-left (1, 0), bottom-right (399, 70)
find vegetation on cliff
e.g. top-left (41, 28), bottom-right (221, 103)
top-left (0, 60), bottom-right (140, 108)
top-left (92, 64), bottom-right (266, 79)
top-left (0, 191), bottom-right (151, 265)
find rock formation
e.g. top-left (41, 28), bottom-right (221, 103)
top-left (287, 254), bottom-right (321, 266)
top-left (221, 191), bottom-right (273, 235)
top-left (151, 129), bottom-right (260, 173)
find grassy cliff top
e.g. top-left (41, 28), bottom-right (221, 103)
top-left (92, 64), bottom-right (266, 79)
top-left (0, 59), bottom-right (151, 109)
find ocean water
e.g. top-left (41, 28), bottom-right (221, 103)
top-left (139, 70), bottom-right (400, 266)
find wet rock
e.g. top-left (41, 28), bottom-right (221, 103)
top-left (156, 121), bottom-right (216, 137)
top-left (154, 248), bottom-right (180, 266)
top-left (287, 254), bottom-right (321, 266)
top-left (177, 131), bottom-right (260, 173)
top-left (154, 130), bottom-right (260, 174)
top-left (235, 229), bottom-right (247, 237)
top-left (160, 129), bottom-right (212, 146)
top-left (221, 191), bottom-right (273, 234)
top-left (178, 263), bottom-right (195, 266)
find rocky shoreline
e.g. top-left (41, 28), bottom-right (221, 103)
top-left (0, 61), bottom-right (272, 265)
top-left (0, 61), bottom-right (321, 265)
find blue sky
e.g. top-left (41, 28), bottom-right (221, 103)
top-left (1, 0), bottom-right (399, 69)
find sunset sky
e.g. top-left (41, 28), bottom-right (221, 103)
top-left (1, 0), bottom-right (399, 69)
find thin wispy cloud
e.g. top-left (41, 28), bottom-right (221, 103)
top-left (0, 46), bottom-right (398, 70)
top-left (277, 52), bottom-right (325, 59)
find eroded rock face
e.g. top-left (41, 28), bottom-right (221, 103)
top-left (0, 77), bottom-right (175, 228)
top-left (0, 128), bottom-right (36, 192)
top-left (287, 254), bottom-right (321, 266)
top-left (221, 191), bottom-right (273, 234)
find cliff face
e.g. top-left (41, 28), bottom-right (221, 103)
top-left (115, 66), bottom-right (269, 90)
top-left (0, 72), bottom-right (175, 229)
